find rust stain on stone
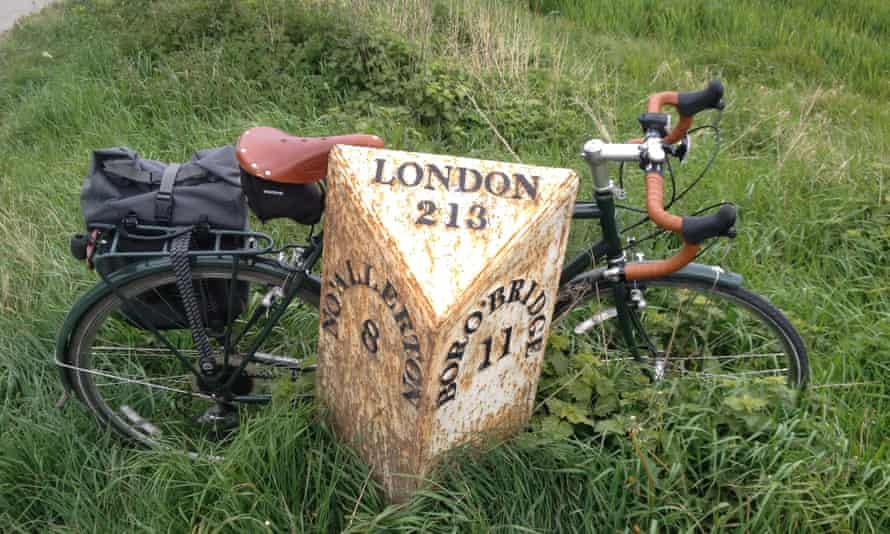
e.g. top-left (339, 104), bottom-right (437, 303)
top-left (318, 145), bottom-right (577, 502)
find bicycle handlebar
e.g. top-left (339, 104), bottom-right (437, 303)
top-left (646, 80), bottom-right (724, 143)
top-left (623, 80), bottom-right (733, 281)
top-left (624, 170), bottom-right (736, 281)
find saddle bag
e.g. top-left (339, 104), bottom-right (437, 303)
top-left (240, 168), bottom-right (324, 225)
top-left (76, 145), bottom-right (249, 331)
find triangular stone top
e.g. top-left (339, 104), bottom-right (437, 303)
top-left (328, 146), bottom-right (578, 320)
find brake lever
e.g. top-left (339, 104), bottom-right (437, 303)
top-left (665, 134), bottom-right (692, 163)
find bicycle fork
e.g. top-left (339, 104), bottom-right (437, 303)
top-left (593, 187), bottom-right (645, 364)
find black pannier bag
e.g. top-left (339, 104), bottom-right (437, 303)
top-left (82, 145), bottom-right (247, 229)
top-left (239, 169), bottom-right (324, 225)
top-left (78, 145), bottom-right (249, 331)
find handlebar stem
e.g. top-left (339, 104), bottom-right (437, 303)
top-left (582, 139), bottom-right (642, 163)
top-left (641, 137), bottom-right (666, 165)
top-left (582, 139), bottom-right (644, 191)
top-left (580, 137), bottom-right (704, 282)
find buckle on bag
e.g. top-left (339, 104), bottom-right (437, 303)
top-left (122, 213), bottom-right (140, 229)
top-left (155, 190), bottom-right (174, 225)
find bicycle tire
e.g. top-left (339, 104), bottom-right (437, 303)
top-left (552, 274), bottom-right (809, 387)
top-left (66, 263), bottom-right (316, 452)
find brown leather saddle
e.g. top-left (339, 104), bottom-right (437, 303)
top-left (236, 126), bottom-right (384, 184)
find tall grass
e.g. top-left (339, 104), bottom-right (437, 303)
top-left (1, 0), bottom-right (889, 531)
top-left (348, 0), bottom-right (555, 84)
top-left (532, 0), bottom-right (890, 98)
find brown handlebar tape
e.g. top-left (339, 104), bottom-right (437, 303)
top-left (644, 172), bottom-right (682, 233)
top-left (623, 171), bottom-right (698, 281)
top-left (647, 91), bottom-right (679, 113)
top-left (664, 116), bottom-right (692, 144)
top-left (625, 243), bottom-right (700, 281)
top-left (646, 91), bottom-right (692, 145)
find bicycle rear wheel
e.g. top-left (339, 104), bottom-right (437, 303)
top-left (65, 263), bottom-right (317, 453)
top-left (552, 275), bottom-right (808, 387)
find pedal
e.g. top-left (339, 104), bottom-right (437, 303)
top-left (574, 307), bottom-right (618, 334)
top-left (70, 234), bottom-right (90, 260)
top-left (194, 404), bottom-right (239, 433)
top-left (252, 352), bottom-right (305, 369)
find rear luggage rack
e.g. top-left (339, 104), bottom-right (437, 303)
top-left (87, 223), bottom-right (275, 268)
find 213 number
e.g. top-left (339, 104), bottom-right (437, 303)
top-left (416, 201), bottom-right (488, 230)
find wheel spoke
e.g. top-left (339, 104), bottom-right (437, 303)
top-left (61, 359), bottom-right (209, 398)
top-left (94, 374), bottom-right (193, 388)
top-left (599, 352), bottom-right (787, 363)
top-left (553, 278), bottom-right (806, 389)
top-left (91, 346), bottom-right (202, 359)
top-left (686, 368), bottom-right (789, 379)
top-left (662, 352), bottom-right (785, 361)
top-left (65, 264), bottom-right (319, 453)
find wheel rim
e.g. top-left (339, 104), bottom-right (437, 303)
top-left (69, 266), bottom-right (318, 452)
top-left (553, 280), bottom-right (803, 387)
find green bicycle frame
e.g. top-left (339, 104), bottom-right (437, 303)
top-left (56, 194), bottom-right (744, 400)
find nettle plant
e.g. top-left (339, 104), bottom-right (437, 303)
top-left (533, 321), bottom-right (824, 447)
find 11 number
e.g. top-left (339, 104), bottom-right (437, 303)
top-left (478, 325), bottom-right (513, 371)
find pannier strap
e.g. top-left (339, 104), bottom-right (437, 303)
top-left (102, 160), bottom-right (205, 183)
top-left (171, 231), bottom-right (217, 376)
top-left (155, 163), bottom-right (181, 225)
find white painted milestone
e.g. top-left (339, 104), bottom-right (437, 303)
top-left (317, 145), bottom-right (578, 501)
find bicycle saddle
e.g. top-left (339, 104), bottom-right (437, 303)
top-left (236, 126), bottom-right (384, 184)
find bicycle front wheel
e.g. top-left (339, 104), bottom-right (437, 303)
top-left (552, 275), bottom-right (809, 387)
top-left (64, 262), bottom-right (317, 453)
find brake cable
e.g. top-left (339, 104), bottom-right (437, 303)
top-left (615, 111), bottom-right (724, 249)
top-left (626, 201), bottom-right (736, 253)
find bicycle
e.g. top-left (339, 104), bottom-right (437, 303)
top-left (55, 80), bottom-right (808, 452)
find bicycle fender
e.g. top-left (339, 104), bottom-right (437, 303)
top-left (54, 257), bottom-right (294, 394)
top-left (667, 262), bottom-right (743, 289)
top-left (564, 262), bottom-right (743, 291)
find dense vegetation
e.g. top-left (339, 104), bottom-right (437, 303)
top-left (1, 0), bottom-right (889, 531)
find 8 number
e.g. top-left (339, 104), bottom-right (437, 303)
top-left (361, 319), bottom-right (380, 356)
